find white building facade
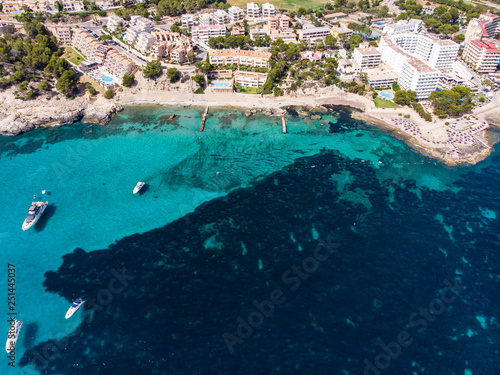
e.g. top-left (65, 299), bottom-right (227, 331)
top-left (228, 6), bottom-right (245, 22)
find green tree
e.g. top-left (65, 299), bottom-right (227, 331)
top-left (55, 1), bottom-right (64, 12)
top-left (449, 7), bottom-right (459, 22)
top-left (393, 89), bottom-right (416, 105)
top-left (38, 81), bottom-right (51, 90)
top-left (122, 74), bottom-right (135, 87)
top-left (297, 7), bottom-right (307, 16)
top-left (453, 33), bottom-right (465, 44)
top-left (171, 22), bottom-right (182, 33)
top-left (192, 73), bottom-right (205, 86)
top-left (56, 69), bottom-right (77, 94)
top-left (379, 5), bottom-right (389, 17)
top-left (166, 67), bottom-right (180, 82)
top-left (325, 35), bottom-right (337, 49)
top-left (143, 59), bottom-right (162, 79)
top-left (429, 86), bottom-right (473, 116)
top-left (104, 89), bottom-right (115, 99)
top-left (18, 81), bottom-right (29, 92)
top-left (100, 34), bottom-right (112, 41)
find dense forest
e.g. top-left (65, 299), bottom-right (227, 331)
top-left (0, 15), bottom-right (77, 98)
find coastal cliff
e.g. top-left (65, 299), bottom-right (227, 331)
top-left (0, 91), bottom-right (122, 136)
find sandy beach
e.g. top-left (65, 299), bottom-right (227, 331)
top-left (115, 83), bottom-right (493, 166)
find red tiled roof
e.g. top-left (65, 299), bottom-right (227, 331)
top-left (471, 40), bottom-right (500, 52)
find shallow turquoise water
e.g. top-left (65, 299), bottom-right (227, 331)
top-left (1, 105), bottom-right (496, 374)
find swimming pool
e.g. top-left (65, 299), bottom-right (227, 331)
top-left (213, 82), bottom-right (230, 87)
top-left (380, 91), bottom-right (394, 100)
top-left (374, 22), bottom-right (387, 26)
top-left (102, 76), bottom-right (114, 83)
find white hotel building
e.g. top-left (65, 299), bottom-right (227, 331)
top-left (228, 6), bottom-right (245, 22)
top-left (379, 33), bottom-right (458, 99)
top-left (246, 3), bottom-right (260, 19)
top-left (191, 25), bottom-right (226, 43)
top-left (298, 26), bottom-right (331, 41)
top-left (383, 19), bottom-right (423, 35)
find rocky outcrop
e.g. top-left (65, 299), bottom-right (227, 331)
top-left (0, 90), bottom-right (121, 136)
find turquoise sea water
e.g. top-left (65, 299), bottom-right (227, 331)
top-left (1, 106), bottom-right (499, 374)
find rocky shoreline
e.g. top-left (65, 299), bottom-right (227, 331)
top-left (0, 91), bottom-right (122, 136)
top-left (352, 112), bottom-right (492, 166)
top-left (0, 89), bottom-right (493, 166)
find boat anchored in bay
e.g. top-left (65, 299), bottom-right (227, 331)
top-left (65, 299), bottom-right (85, 319)
top-left (133, 182), bottom-right (145, 194)
top-left (22, 201), bottom-right (48, 231)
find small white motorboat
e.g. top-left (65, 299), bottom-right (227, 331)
top-left (65, 299), bottom-right (85, 319)
top-left (5, 319), bottom-right (22, 353)
top-left (133, 182), bottom-right (145, 194)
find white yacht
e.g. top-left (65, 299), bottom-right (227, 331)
top-left (5, 319), bottom-right (22, 353)
top-left (133, 182), bottom-right (145, 194)
top-left (65, 299), bottom-right (85, 319)
top-left (22, 201), bottom-right (48, 231)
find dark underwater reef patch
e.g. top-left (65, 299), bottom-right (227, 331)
top-left (21, 152), bottom-right (500, 375)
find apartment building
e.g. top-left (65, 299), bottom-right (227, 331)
top-left (250, 28), bottom-right (267, 40)
top-left (199, 14), bottom-right (214, 26)
top-left (228, 6), bottom-right (245, 22)
top-left (93, 0), bottom-right (113, 9)
top-left (1, 1), bottom-right (23, 13)
top-left (231, 26), bottom-right (245, 36)
top-left (234, 71), bottom-right (268, 87)
top-left (61, 1), bottom-right (85, 12)
top-left (379, 34), bottom-right (440, 99)
top-left (214, 10), bottom-right (230, 25)
top-left (136, 32), bottom-right (156, 53)
top-left (270, 30), bottom-right (297, 43)
top-left (261, 3), bottom-right (276, 18)
top-left (209, 49), bottom-right (272, 68)
top-left (398, 59), bottom-right (441, 100)
top-left (124, 27), bottom-right (141, 44)
top-left (72, 28), bottom-right (106, 63)
top-left (353, 46), bottom-right (382, 68)
top-left (130, 16), bottom-right (154, 33)
top-left (103, 49), bottom-right (137, 78)
top-left (367, 69), bottom-right (398, 88)
top-left (463, 39), bottom-right (500, 73)
top-left (191, 25), bottom-right (226, 43)
top-left (298, 26), bottom-right (331, 41)
top-left (50, 26), bottom-right (72, 45)
top-left (331, 27), bottom-right (353, 39)
top-left (478, 12), bottom-right (500, 38)
top-left (171, 44), bottom-right (194, 63)
top-left (266, 14), bottom-right (290, 32)
top-left (383, 19), bottom-right (422, 35)
top-left (150, 42), bottom-right (167, 59)
top-left (150, 30), bottom-right (193, 60)
top-left (182, 15), bottom-right (194, 31)
top-left (389, 33), bottom-right (459, 71)
top-left (107, 15), bottom-right (124, 33)
top-left (246, 3), bottom-right (260, 19)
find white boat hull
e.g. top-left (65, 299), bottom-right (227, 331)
top-left (133, 182), bottom-right (145, 194)
top-left (65, 301), bottom-right (84, 319)
top-left (22, 202), bottom-right (48, 231)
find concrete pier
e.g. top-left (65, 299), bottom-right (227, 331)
top-left (200, 106), bottom-right (209, 132)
